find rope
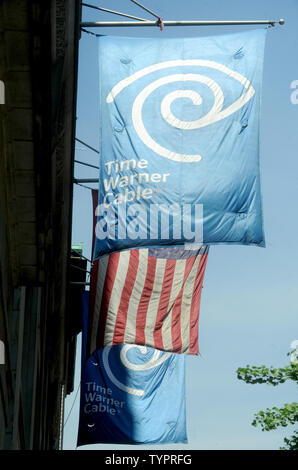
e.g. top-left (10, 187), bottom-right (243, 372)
top-left (81, 27), bottom-right (98, 37)
top-left (74, 181), bottom-right (95, 191)
top-left (75, 159), bottom-right (99, 170)
top-left (75, 137), bottom-right (99, 155)
top-left (63, 381), bottom-right (81, 429)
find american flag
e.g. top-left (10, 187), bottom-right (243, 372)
top-left (87, 190), bottom-right (209, 356)
top-left (88, 245), bottom-right (209, 356)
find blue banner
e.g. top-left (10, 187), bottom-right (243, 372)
top-left (77, 292), bottom-right (187, 446)
top-left (94, 29), bottom-right (266, 258)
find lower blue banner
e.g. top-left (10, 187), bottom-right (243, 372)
top-left (77, 292), bottom-right (187, 446)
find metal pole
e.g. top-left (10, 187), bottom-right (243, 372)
top-left (81, 3), bottom-right (147, 22)
top-left (75, 137), bottom-right (99, 154)
top-left (75, 160), bottom-right (99, 170)
top-left (70, 282), bottom-right (91, 285)
top-left (71, 250), bottom-right (92, 263)
top-left (130, 0), bottom-right (161, 20)
top-left (73, 178), bottom-right (98, 183)
top-left (81, 19), bottom-right (285, 28)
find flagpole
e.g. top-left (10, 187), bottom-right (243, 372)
top-left (73, 178), bottom-right (98, 183)
top-left (81, 19), bottom-right (285, 28)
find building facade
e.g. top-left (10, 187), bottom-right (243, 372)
top-left (0, 0), bottom-right (81, 449)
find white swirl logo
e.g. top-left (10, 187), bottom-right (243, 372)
top-left (106, 60), bottom-right (255, 163)
top-left (102, 345), bottom-right (171, 397)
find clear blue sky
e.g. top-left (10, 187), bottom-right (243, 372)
top-left (63, 0), bottom-right (298, 450)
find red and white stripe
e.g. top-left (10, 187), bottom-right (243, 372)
top-left (88, 248), bottom-right (208, 356)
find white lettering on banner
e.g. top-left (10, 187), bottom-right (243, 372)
top-left (86, 382), bottom-right (112, 394)
top-left (104, 158), bottom-right (148, 175)
top-left (103, 172), bottom-right (170, 191)
top-left (83, 383), bottom-right (125, 416)
top-left (84, 403), bottom-right (117, 415)
top-left (103, 187), bottom-right (153, 206)
top-left (102, 158), bottom-right (170, 207)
